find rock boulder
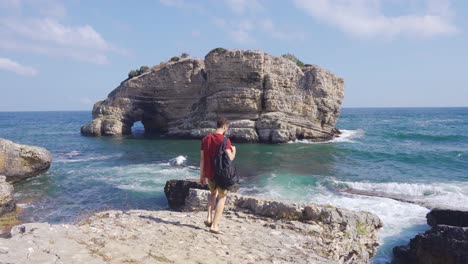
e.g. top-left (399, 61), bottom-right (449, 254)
top-left (0, 138), bottom-right (52, 183)
top-left (81, 49), bottom-right (345, 143)
top-left (164, 179), bottom-right (208, 210)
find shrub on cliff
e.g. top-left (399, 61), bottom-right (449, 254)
top-left (181, 53), bottom-right (189, 59)
top-left (128, 70), bottom-right (139, 79)
top-left (170, 56), bottom-right (180, 62)
top-left (127, 65), bottom-right (150, 79)
top-left (281, 53), bottom-right (305, 67)
top-left (208, 47), bottom-right (227, 56)
top-left (138, 66), bottom-right (150, 74)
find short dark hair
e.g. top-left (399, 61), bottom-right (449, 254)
top-left (216, 117), bottom-right (229, 128)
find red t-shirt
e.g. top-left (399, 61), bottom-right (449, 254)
top-left (201, 133), bottom-right (232, 179)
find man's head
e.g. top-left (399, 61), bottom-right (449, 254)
top-left (216, 117), bottom-right (229, 134)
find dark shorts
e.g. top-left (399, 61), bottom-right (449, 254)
top-left (208, 179), bottom-right (228, 196)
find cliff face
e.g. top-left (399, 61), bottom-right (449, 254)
top-left (81, 49), bottom-right (345, 143)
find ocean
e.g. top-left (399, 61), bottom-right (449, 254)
top-left (1, 108), bottom-right (467, 263)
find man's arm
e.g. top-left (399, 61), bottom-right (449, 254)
top-left (200, 150), bottom-right (206, 185)
top-left (226, 146), bottom-right (236, 161)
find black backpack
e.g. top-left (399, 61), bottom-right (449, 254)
top-left (214, 137), bottom-right (239, 190)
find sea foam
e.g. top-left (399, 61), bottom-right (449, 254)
top-left (289, 129), bottom-right (364, 144)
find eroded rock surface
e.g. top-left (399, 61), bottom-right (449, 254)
top-left (183, 188), bottom-right (382, 263)
top-left (0, 208), bottom-right (378, 264)
top-left (81, 49), bottom-right (345, 143)
top-left (0, 138), bottom-right (52, 183)
top-left (0, 176), bottom-right (15, 216)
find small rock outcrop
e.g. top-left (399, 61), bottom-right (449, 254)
top-left (165, 179), bottom-right (383, 263)
top-left (0, 176), bottom-right (15, 216)
top-left (393, 209), bottom-right (468, 264)
top-left (164, 179), bottom-right (208, 210)
top-left (81, 49), bottom-right (345, 143)
top-left (0, 138), bottom-right (52, 183)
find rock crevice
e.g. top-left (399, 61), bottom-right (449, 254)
top-left (81, 49), bottom-right (345, 143)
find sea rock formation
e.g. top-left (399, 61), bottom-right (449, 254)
top-left (81, 49), bottom-right (345, 143)
top-left (165, 179), bottom-right (383, 263)
top-left (0, 176), bottom-right (15, 216)
top-left (0, 138), bottom-right (52, 183)
top-left (393, 209), bottom-right (468, 264)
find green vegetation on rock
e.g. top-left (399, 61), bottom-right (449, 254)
top-left (208, 47), bottom-right (227, 55)
top-left (356, 221), bottom-right (367, 236)
top-left (170, 56), bottom-right (180, 62)
top-left (281, 53), bottom-right (305, 67)
top-left (127, 66), bottom-right (150, 79)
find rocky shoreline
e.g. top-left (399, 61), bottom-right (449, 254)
top-left (0, 179), bottom-right (383, 264)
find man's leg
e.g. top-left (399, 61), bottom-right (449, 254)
top-left (207, 189), bottom-right (217, 224)
top-left (206, 180), bottom-right (217, 225)
top-left (210, 189), bottom-right (227, 232)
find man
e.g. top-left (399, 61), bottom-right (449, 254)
top-left (200, 117), bottom-right (236, 234)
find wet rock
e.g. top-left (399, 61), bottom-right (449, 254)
top-left (427, 208), bottom-right (468, 227)
top-left (393, 208), bottom-right (468, 264)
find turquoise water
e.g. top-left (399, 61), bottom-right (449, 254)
top-left (1, 108), bottom-right (467, 263)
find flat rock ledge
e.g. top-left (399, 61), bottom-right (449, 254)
top-left (0, 186), bottom-right (383, 264)
top-left (0, 138), bottom-right (52, 183)
top-left (393, 208), bottom-right (468, 264)
top-left (165, 179), bottom-right (383, 263)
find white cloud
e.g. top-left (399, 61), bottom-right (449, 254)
top-left (0, 1), bottom-right (125, 65)
top-left (259, 19), bottom-right (305, 41)
top-left (293, 0), bottom-right (459, 38)
top-left (159, 0), bottom-right (206, 13)
top-left (213, 18), bottom-right (255, 44)
top-left (0, 57), bottom-right (38, 76)
top-left (213, 17), bottom-right (305, 44)
top-left (224, 0), bottom-right (264, 14)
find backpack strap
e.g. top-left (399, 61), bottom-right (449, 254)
top-left (219, 136), bottom-right (228, 153)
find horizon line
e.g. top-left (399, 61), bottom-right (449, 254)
top-left (1, 106), bottom-right (468, 112)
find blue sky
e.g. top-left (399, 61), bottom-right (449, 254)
top-left (0, 0), bottom-right (467, 111)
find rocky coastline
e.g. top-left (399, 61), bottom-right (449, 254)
top-left (0, 179), bottom-right (382, 264)
top-left (81, 49), bottom-right (345, 143)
